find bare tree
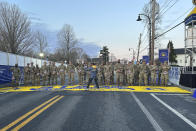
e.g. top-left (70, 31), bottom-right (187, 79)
top-left (142, 1), bottom-right (161, 41)
top-left (57, 24), bottom-right (77, 63)
top-left (34, 31), bottom-right (48, 54)
top-left (0, 2), bottom-right (34, 55)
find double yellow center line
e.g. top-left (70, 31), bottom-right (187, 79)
top-left (1, 95), bottom-right (64, 131)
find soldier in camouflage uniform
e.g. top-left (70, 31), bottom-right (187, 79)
top-left (11, 64), bottom-right (21, 87)
top-left (77, 63), bottom-right (83, 85)
top-left (35, 64), bottom-right (41, 85)
top-left (104, 62), bottom-right (112, 85)
top-left (30, 62), bottom-right (36, 85)
top-left (48, 62), bottom-right (52, 85)
top-left (98, 63), bottom-right (105, 85)
top-left (127, 61), bottom-right (135, 86)
top-left (58, 62), bottom-right (66, 85)
top-left (115, 60), bottom-right (124, 86)
top-left (150, 62), bottom-right (159, 86)
top-left (41, 62), bottom-right (48, 86)
top-left (123, 62), bottom-right (128, 85)
top-left (139, 61), bottom-right (149, 86)
top-left (110, 63), bottom-right (115, 85)
top-left (24, 63), bottom-right (30, 85)
top-left (134, 61), bottom-right (140, 85)
top-left (51, 62), bottom-right (58, 85)
top-left (160, 61), bottom-right (171, 86)
top-left (67, 61), bottom-right (75, 85)
top-left (86, 63), bottom-right (91, 84)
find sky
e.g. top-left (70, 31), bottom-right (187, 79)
top-left (1, 0), bottom-right (194, 59)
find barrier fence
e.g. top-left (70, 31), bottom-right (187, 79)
top-left (0, 51), bottom-right (61, 85)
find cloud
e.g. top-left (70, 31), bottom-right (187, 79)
top-left (31, 23), bottom-right (101, 57)
top-left (77, 41), bottom-right (101, 57)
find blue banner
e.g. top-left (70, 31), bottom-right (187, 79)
top-left (159, 49), bottom-right (169, 63)
top-left (142, 56), bottom-right (149, 64)
top-left (0, 65), bottom-right (24, 85)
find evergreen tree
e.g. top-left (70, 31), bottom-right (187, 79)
top-left (100, 46), bottom-right (109, 64)
top-left (167, 41), bottom-right (177, 63)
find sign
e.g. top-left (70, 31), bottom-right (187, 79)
top-left (142, 56), bottom-right (149, 64)
top-left (0, 65), bottom-right (24, 85)
top-left (159, 49), bottom-right (169, 63)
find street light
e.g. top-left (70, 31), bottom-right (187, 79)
top-left (137, 14), bottom-right (152, 64)
top-left (39, 53), bottom-right (44, 57)
top-left (39, 53), bottom-right (44, 66)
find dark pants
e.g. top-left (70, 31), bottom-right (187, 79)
top-left (87, 77), bottom-right (99, 88)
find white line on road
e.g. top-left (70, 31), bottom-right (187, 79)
top-left (131, 92), bottom-right (163, 131)
top-left (151, 93), bottom-right (196, 130)
top-left (0, 92), bottom-right (7, 95)
top-left (152, 93), bottom-right (191, 96)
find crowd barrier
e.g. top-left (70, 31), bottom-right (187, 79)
top-left (169, 66), bottom-right (181, 86)
top-left (0, 51), bottom-right (60, 85)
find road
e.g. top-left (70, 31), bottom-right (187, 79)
top-left (0, 88), bottom-right (196, 131)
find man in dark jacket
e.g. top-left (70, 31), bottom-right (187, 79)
top-left (87, 63), bottom-right (99, 89)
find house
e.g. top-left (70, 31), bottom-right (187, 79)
top-left (174, 48), bottom-right (196, 66)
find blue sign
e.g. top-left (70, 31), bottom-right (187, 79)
top-left (159, 49), bottom-right (169, 63)
top-left (0, 65), bottom-right (24, 85)
top-left (142, 56), bottom-right (149, 64)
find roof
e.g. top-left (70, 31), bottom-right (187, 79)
top-left (185, 7), bottom-right (196, 25)
top-left (174, 48), bottom-right (194, 55)
top-left (174, 48), bottom-right (185, 55)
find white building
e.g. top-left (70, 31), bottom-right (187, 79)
top-left (174, 48), bottom-right (196, 66)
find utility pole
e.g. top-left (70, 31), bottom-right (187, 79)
top-left (151, 0), bottom-right (156, 65)
top-left (137, 33), bottom-right (142, 62)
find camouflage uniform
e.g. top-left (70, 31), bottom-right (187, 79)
top-left (98, 64), bottom-right (105, 85)
top-left (48, 62), bottom-right (52, 85)
top-left (139, 62), bottom-right (149, 86)
top-left (86, 64), bottom-right (91, 83)
top-left (115, 62), bottom-right (124, 85)
top-left (24, 64), bottom-right (30, 85)
top-left (30, 63), bottom-right (36, 85)
top-left (41, 63), bottom-right (48, 86)
top-left (126, 62), bottom-right (135, 86)
top-left (110, 63), bottom-right (115, 85)
top-left (67, 63), bottom-right (75, 85)
top-left (104, 63), bottom-right (112, 85)
top-left (150, 64), bottom-right (159, 86)
top-left (11, 64), bottom-right (21, 87)
top-left (51, 63), bottom-right (58, 85)
top-left (160, 62), bottom-right (170, 86)
top-left (35, 65), bottom-right (41, 85)
top-left (123, 63), bottom-right (128, 85)
top-left (77, 64), bottom-right (84, 85)
top-left (134, 62), bottom-right (140, 85)
top-left (58, 63), bottom-right (66, 85)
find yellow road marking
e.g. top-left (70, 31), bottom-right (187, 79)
top-left (0, 95), bottom-right (60, 131)
top-left (12, 96), bottom-right (64, 131)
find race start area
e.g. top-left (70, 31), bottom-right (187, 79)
top-left (0, 85), bottom-right (191, 93)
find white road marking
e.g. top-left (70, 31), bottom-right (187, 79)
top-left (131, 92), bottom-right (163, 131)
top-left (0, 92), bottom-right (7, 95)
top-left (152, 93), bottom-right (191, 96)
top-left (151, 93), bottom-right (196, 130)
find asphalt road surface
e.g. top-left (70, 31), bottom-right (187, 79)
top-left (1, 90), bottom-right (196, 131)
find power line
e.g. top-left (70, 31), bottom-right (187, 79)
top-left (159, 0), bottom-right (173, 14)
top-left (155, 21), bottom-right (184, 39)
top-left (160, 0), bottom-right (180, 17)
top-left (162, 6), bottom-right (194, 32)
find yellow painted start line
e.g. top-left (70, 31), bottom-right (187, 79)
top-left (0, 85), bottom-right (191, 93)
top-left (1, 95), bottom-right (64, 131)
